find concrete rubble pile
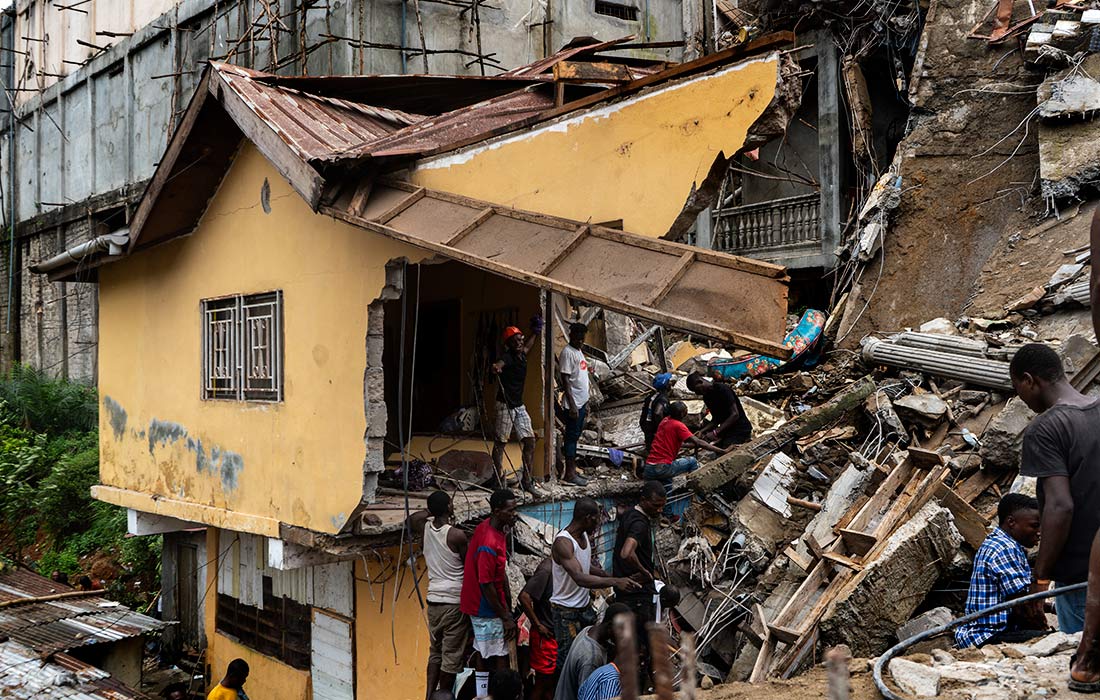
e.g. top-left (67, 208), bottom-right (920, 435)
top-left (523, 280), bottom-right (1099, 691)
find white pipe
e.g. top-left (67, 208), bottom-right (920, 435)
top-left (29, 230), bottom-right (129, 274)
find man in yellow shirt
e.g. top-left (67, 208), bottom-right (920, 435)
top-left (207, 659), bottom-right (250, 700)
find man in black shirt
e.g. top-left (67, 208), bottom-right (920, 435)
top-left (613, 480), bottom-right (665, 619)
top-left (492, 318), bottom-right (542, 491)
top-left (687, 372), bottom-right (752, 448)
top-left (1010, 344), bottom-right (1099, 635)
top-left (612, 480), bottom-right (666, 689)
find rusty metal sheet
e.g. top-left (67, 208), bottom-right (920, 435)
top-left (0, 570), bottom-right (168, 657)
top-left (214, 63), bottom-right (421, 164)
top-left (325, 183), bottom-right (790, 357)
top-left (326, 87), bottom-right (559, 164)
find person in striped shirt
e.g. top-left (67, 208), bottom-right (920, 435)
top-left (576, 661), bottom-right (622, 700)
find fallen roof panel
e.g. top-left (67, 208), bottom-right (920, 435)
top-left (326, 182), bottom-right (791, 357)
top-left (0, 642), bottom-right (149, 699)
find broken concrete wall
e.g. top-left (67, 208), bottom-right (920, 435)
top-left (1038, 54), bottom-right (1100, 201)
top-left (819, 501), bottom-right (963, 657)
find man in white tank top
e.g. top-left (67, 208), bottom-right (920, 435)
top-left (408, 491), bottom-right (469, 700)
top-left (550, 497), bottom-right (641, 666)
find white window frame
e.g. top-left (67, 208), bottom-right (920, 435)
top-left (202, 291), bottom-right (283, 402)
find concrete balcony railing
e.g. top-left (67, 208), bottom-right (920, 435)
top-left (711, 193), bottom-right (822, 261)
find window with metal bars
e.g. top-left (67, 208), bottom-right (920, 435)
top-left (595, 0), bottom-right (639, 20)
top-left (202, 291), bottom-right (283, 402)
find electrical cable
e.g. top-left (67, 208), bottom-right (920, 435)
top-left (873, 583), bottom-right (1088, 700)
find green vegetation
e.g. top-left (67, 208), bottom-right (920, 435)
top-left (0, 365), bottom-right (159, 607)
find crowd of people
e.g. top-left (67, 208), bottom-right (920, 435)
top-left (406, 483), bottom-right (686, 700)
top-left (399, 317), bottom-right (758, 699)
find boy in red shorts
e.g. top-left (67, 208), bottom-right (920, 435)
top-left (519, 557), bottom-right (558, 700)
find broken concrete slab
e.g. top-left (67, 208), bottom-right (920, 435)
top-left (897, 606), bottom-right (954, 641)
top-left (819, 502), bottom-right (963, 657)
top-left (888, 658), bottom-right (941, 697)
top-left (1008, 631), bottom-right (1079, 658)
top-left (1039, 55), bottom-right (1100, 200)
top-left (792, 458), bottom-right (877, 563)
top-left (978, 397), bottom-right (1035, 469)
top-left (894, 393), bottom-right (949, 426)
top-left (1038, 73), bottom-right (1100, 121)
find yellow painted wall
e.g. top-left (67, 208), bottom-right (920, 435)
top-left (408, 55), bottom-right (782, 238)
top-left (204, 530), bottom-right (313, 700)
top-left (98, 143), bottom-right (429, 534)
top-left (355, 554), bottom-right (431, 699)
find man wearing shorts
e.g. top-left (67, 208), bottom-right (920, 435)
top-left (492, 317), bottom-right (542, 492)
top-left (460, 489), bottom-right (519, 698)
top-left (407, 491), bottom-right (469, 700)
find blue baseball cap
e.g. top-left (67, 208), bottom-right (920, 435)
top-left (653, 372), bottom-right (673, 390)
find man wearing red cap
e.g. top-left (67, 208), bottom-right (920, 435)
top-left (492, 317), bottom-right (542, 491)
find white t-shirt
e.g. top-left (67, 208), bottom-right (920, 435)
top-left (559, 344), bottom-right (591, 408)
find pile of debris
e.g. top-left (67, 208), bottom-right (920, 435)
top-left (547, 283), bottom-right (1097, 691)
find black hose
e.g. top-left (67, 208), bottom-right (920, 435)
top-left (873, 582), bottom-right (1089, 700)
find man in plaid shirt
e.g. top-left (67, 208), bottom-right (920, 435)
top-left (956, 494), bottom-right (1048, 647)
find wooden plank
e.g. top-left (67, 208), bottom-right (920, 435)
top-left (831, 493), bottom-right (871, 534)
top-left (771, 560), bottom-right (831, 629)
top-left (442, 207), bottom-right (496, 246)
top-left (322, 205), bottom-right (791, 357)
top-left (346, 179), bottom-right (374, 218)
top-left (936, 483), bottom-right (990, 550)
top-left (749, 604), bottom-right (775, 683)
top-left (647, 251), bottom-right (694, 306)
top-left (783, 545), bottom-right (813, 572)
top-left (955, 468), bottom-right (1001, 503)
top-left (539, 225), bottom-right (590, 275)
top-left (820, 551), bottom-right (864, 572)
top-left (374, 188), bottom-right (425, 224)
top-left (552, 60), bottom-right (634, 83)
top-left (766, 624), bottom-right (802, 645)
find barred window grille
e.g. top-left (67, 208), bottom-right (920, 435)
top-left (595, 0), bottom-right (639, 20)
top-left (202, 291), bottom-right (283, 402)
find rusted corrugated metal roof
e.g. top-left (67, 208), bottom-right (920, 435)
top-left (338, 86), bottom-right (558, 162)
top-left (213, 62), bottom-right (423, 164)
top-left (0, 642), bottom-right (149, 699)
top-left (0, 570), bottom-right (168, 657)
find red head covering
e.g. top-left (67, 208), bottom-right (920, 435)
top-left (502, 326), bottom-right (522, 342)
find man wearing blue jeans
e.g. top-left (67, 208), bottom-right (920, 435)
top-left (559, 322), bottom-right (591, 487)
top-left (643, 402), bottom-right (727, 485)
top-left (1010, 343), bottom-right (1100, 633)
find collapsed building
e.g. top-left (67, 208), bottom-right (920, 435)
top-left (10, 0), bottom-right (1100, 696)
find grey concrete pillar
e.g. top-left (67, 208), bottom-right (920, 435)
top-left (816, 32), bottom-right (842, 269)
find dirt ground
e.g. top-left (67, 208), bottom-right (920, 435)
top-left (696, 664), bottom-right (883, 699)
top-left (842, 0), bottom-right (1049, 344)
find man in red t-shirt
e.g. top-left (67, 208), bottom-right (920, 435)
top-left (460, 489), bottom-right (519, 697)
top-left (643, 402), bottom-right (727, 482)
